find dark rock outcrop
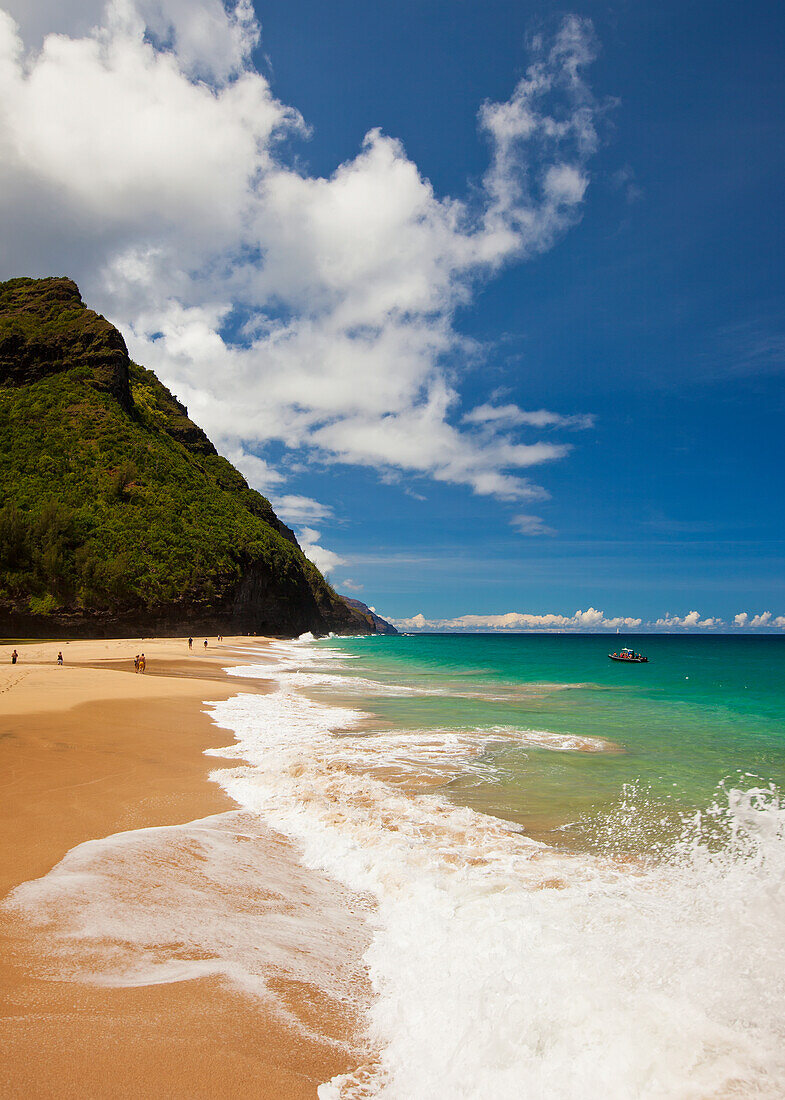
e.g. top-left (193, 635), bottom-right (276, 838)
top-left (0, 276), bottom-right (133, 412)
top-left (341, 597), bottom-right (398, 634)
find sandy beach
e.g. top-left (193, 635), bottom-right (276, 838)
top-left (0, 637), bottom-right (370, 1099)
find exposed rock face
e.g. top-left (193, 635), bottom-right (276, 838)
top-left (341, 597), bottom-right (398, 634)
top-left (0, 576), bottom-right (369, 640)
top-left (0, 277), bottom-right (133, 412)
top-left (226, 562), bottom-right (364, 637)
top-left (142, 380), bottom-right (218, 457)
top-left (0, 276), bottom-right (374, 639)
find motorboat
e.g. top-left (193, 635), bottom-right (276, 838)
top-left (608, 647), bottom-right (648, 663)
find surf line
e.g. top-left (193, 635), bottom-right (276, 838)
top-left (207, 639), bottom-right (785, 1100)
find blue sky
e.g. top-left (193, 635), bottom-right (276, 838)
top-left (256, 0), bottom-right (785, 626)
top-left (1, 0), bottom-right (783, 629)
top-left (259, 0), bottom-right (785, 626)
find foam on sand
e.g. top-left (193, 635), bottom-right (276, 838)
top-left (207, 642), bottom-right (785, 1098)
top-left (6, 809), bottom-right (372, 1045)
top-left (6, 638), bottom-right (785, 1098)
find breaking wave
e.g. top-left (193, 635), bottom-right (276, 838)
top-left (212, 642), bottom-right (785, 1098)
top-left (7, 638), bottom-right (785, 1098)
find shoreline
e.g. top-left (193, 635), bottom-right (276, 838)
top-left (5, 635), bottom-right (783, 1095)
top-left (0, 636), bottom-right (371, 1099)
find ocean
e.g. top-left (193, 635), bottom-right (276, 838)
top-left (9, 632), bottom-right (785, 1097)
top-left (309, 633), bottom-right (785, 850)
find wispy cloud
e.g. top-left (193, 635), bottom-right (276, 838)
top-left (271, 494), bottom-right (334, 526)
top-left (713, 318), bottom-right (785, 377)
top-left (510, 513), bottom-right (556, 537)
top-left (463, 403), bottom-right (594, 430)
top-left (609, 164), bottom-right (643, 205)
top-left (640, 513), bottom-right (720, 536)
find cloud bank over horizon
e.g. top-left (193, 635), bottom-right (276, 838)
top-left (0, 0), bottom-right (603, 543)
top-left (390, 608), bottom-right (785, 633)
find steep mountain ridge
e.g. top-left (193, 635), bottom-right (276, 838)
top-left (0, 276), bottom-right (372, 638)
top-left (342, 598), bottom-right (398, 635)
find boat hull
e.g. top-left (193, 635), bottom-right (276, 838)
top-left (608, 654), bottom-right (648, 663)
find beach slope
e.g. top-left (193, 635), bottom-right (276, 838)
top-left (0, 638), bottom-right (368, 1099)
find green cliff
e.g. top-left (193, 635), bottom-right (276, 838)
top-left (0, 276), bottom-right (369, 637)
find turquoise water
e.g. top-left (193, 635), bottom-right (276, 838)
top-left (317, 633), bottom-right (785, 849)
top-left (11, 632), bottom-right (783, 1095)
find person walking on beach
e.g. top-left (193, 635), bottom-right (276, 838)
top-left (139, 653), bottom-right (146, 673)
top-left (11, 649), bottom-right (18, 664)
top-left (204, 640), bottom-right (208, 649)
top-left (134, 654), bottom-right (140, 672)
top-left (56, 651), bottom-right (63, 665)
top-left (188, 637), bottom-right (193, 650)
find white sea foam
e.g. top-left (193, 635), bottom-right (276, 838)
top-left (482, 724), bottom-right (614, 752)
top-left (226, 653), bottom-right (600, 707)
top-left (6, 637), bottom-right (785, 1097)
top-left (227, 663), bottom-right (432, 697)
top-left (202, 640), bottom-right (785, 1099)
top-left (5, 810), bottom-right (371, 1042)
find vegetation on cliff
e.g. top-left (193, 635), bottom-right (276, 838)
top-left (0, 276), bottom-right (366, 635)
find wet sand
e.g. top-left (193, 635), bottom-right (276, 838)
top-left (0, 637), bottom-right (369, 1099)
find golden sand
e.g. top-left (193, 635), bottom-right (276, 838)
top-left (0, 636), bottom-right (369, 1099)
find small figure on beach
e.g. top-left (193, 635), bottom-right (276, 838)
top-left (204, 640), bottom-right (208, 649)
top-left (139, 653), bottom-right (146, 673)
top-left (11, 649), bottom-right (18, 664)
top-left (56, 651), bottom-right (63, 665)
top-left (188, 637), bottom-right (193, 650)
top-left (134, 654), bottom-right (140, 672)
top-left (218, 635), bottom-right (223, 643)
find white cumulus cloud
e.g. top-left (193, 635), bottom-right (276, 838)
top-left (296, 527), bottom-right (345, 577)
top-left (654, 611), bottom-right (719, 629)
top-left (392, 608), bottom-right (643, 632)
top-left (0, 2), bottom-right (605, 508)
top-left (393, 606), bottom-right (785, 633)
top-left (733, 611), bottom-right (785, 629)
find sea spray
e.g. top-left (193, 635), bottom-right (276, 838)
top-left (204, 642), bottom-right (785, 1098)
top-left (5, 637), bottom-right (785, 1097)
